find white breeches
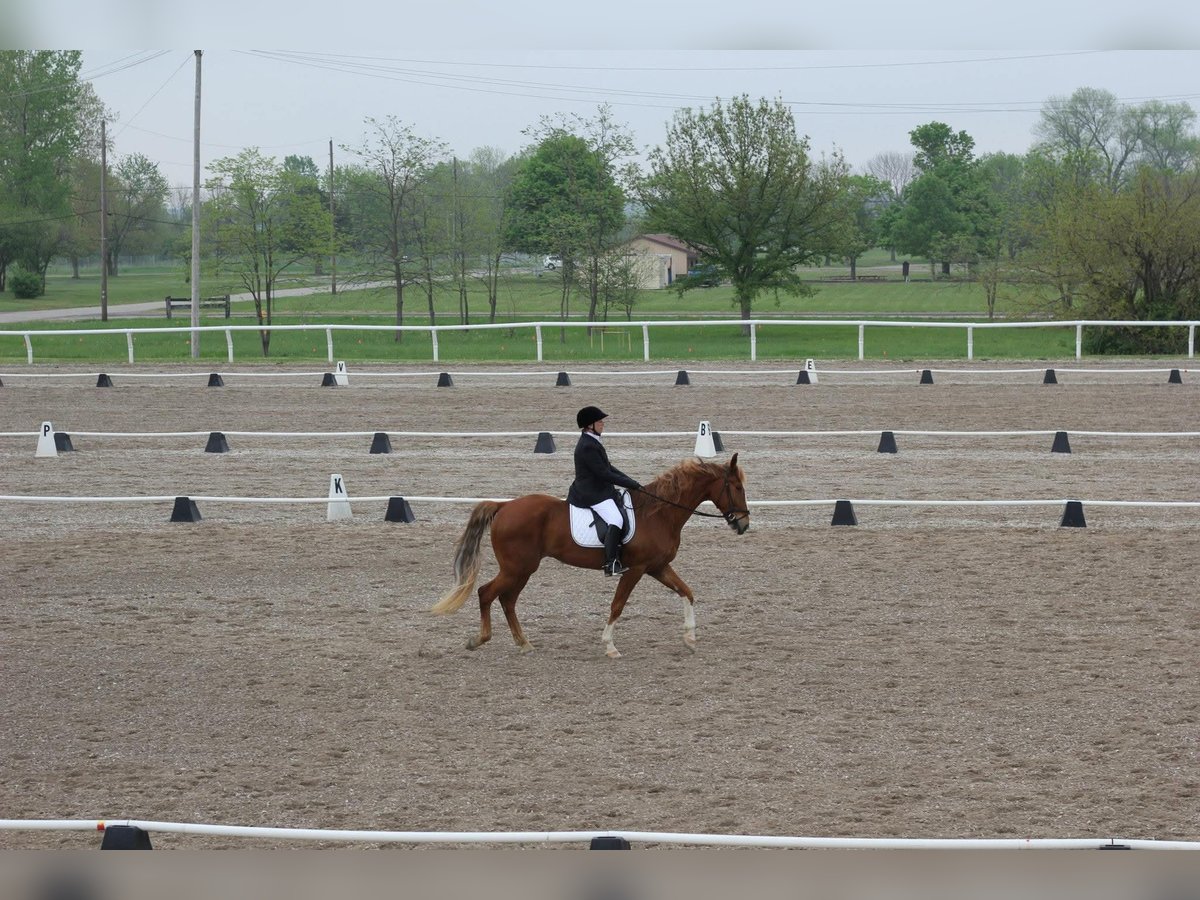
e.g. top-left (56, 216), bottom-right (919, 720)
top-left (591, 498), bottom-right (624, 528)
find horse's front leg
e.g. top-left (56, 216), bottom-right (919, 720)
top-left (602, 568), bottom-right (644, 659)
top-left (651, 564), bottom-right (698, 652)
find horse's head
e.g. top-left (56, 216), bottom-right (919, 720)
top-left (711, 453), bottom-right (750, 535)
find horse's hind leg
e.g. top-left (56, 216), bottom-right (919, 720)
top-left (651, 564), bottom-right (698, 652)
top-left (467, 575), bottom-right (503, 650)
top-left (497, 573), bottom-right (533, 653)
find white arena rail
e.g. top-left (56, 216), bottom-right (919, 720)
top-left (3, 318), bottom-right (1198, 364)
top-left (1, 819), bottom-right (1197, 849)
top-left (3, 494), bottom-right (1200, 512)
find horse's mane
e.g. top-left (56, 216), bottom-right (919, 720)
top-left (640, 458), bottom-right (731, 520)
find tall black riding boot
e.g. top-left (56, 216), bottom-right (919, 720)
top-left (603, 526), bottom-right (628, 576)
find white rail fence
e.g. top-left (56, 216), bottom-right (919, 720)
top-left (3, 318), bottom-right (1199, 364)
top-left (1, 818), bottom-right (1198, 850)
top-left (7, 424), bottom-right (1200, 458)
top-left (3, 491), bottom-right (1199, 528)
top-left (0, 364), bottom-right (1191, 390)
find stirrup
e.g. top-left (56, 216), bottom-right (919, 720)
top-left (604, 560), bottom-right (629, 576)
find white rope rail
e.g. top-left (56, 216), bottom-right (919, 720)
top-left (0, 365), bottom-right (1192, 380)
top-left (1, 819), bottom-right (1197, 849)
top-left (4, 494), bottom-right (1200, 509)
top-left (7, 427), bottom-right (1200, 440)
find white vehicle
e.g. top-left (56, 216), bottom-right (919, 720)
top-left (542, 255), bottom-right (563, 270)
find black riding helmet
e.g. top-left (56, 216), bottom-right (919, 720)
top-left (576, 405), bottom-right (607, 429)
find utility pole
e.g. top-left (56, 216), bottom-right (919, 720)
top-left (329, 138), bottom-right (336, 296)
top-left (99, 118), bottom-right (108, 321)
top-left (190, 50), bottom-right (202, 358)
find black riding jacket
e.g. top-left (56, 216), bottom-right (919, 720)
top-left (566, 432), bottom-right (640, 506)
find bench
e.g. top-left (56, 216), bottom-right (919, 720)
top-left (165, 295), bottom-right (231, 318)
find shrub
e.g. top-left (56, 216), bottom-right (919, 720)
top-left (8, 267), bottom-right (43, 299)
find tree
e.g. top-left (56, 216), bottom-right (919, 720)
top-left (891, 122), bottom-right (989, 277)
top-left (462, 147), bottom-right (516, 324)
top-left (106, 153), bottom-right (169, 275)
top-left (504, 132), bottom-right (625, 328)
top-left (865, 151), bottom-right (915, 199)
top-left (341, 117), bottom-right (447, 339)
top-left (0, 51), bottom-right (99, 287)
top-left (204, 148), bottom-right (331, 356)
top-left (639, 95), bottom-right (850, 326)
top-left (837, 174), bottom-right (889, 279)
top-left (1033, 87), bottom-right (1200, 189)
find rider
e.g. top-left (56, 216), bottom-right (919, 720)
top-left (567, 406), bottom-right (642, 576)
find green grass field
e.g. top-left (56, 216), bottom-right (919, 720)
top-left (0, 256), bottom-right (1113, 364)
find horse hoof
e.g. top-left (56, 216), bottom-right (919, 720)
top-left (683, 636), bottom-right (697, 653)
top-left (466, 639), bottom-right (481, 651)
top-left (605, 648), bottom-right (622, 660)
top-left (518, 643), bottom-right (535, 655)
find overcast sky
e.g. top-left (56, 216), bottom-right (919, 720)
top-left (4, 2), bottom-right (1198, 191)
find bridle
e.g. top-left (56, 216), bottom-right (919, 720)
top-left (635, 470), bottom-right (749, 527)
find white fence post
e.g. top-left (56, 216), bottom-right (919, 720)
top-left (1076, 324), bottom-right (1083, 359)
top-left (1190, 325), bottom-right (1195, 358)
top-left (126, 331), bottom-right (134, 364)
top-left (24, 334), bottom-right (32, 364)
top-left (325, 328), bottom-right (333, 363)
top-left (225, 329), bottom-right (234, 363)
top-left (858, 324), bottom-right (864, 360)
top-left (431, 329), bottom-right (439, 362)
top-left (967, 325), bottom-right (974, 361)
top-left (750, 322), bottom-right (757, 361)
top-left (535, 325), bottom-right (543, 362)
top-left (642, 324), bottom-right (650, 361)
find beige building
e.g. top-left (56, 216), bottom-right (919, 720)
top-left (621, 234), bottom-right (699, 289)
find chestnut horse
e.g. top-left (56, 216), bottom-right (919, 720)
top-left (431, 454), bottom-right (749, 658)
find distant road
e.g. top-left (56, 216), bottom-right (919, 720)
top-left (0, 282), bottom-right (392, 325)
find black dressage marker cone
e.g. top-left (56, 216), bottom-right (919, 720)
top-left (831, 499), bottom-right (858, 526)
top-left (877, 430), bottom-right (898, 454)
top-left (437, 372), bottom-right (454, 387)
top-left (1043, 368), bottom-right (1058, 384)
top-left (675, 369), bottom-right (690, 385)
top-left (100, 824), bottom-right (153, 849)
top-left (534, 431), bottom-right (556, 454)
top-left (207, 373), bottom-right (225, 387)
top-left (54, 432), bottom-right (75, 452)
top-left (384, 496), bottom-right (415, 523)
top-left (796, 369), bottom-right (812, 384)
top-left (170, 496), bottom-right (202, 522)
top-left (1169, 368), bottom-right (1183, 384)
top-left (96, 373), bottom-right (113, 387)
top-left (556, 371), bottom-right (571, 386)
top-left (1051, 430), bottom-right (1072, 454)
top-left (321, 372), bottom-right (336, 386)
top-left (370, 432), bottom-right (393, 454)
top-left (712, 430), bottom-right (725, 452)
top-left (205, 431), bottom-right (230, 453)
top-left (589, 836), bottom-right (631, 850)
top-left (1060, 500), bottom-right (1086, 528)
top-left (919, 369), bottom-right (934, 384)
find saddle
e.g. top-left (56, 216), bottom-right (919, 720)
top-left (569, 488), bottom-right (636, 548)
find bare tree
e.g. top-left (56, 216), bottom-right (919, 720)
top-left (342, 117), bottom-right (447, 340)
top-left (865, 151), bottom-right (915, 198)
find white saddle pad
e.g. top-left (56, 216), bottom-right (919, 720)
top-left (569, 489), bottom-right (636, 548)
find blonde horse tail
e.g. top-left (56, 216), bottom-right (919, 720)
top-left (430, 501), bottom-right (503, 615)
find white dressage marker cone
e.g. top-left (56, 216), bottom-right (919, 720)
top-left (36, 421), bottom-right (57, 458)
top-left (694, 420), bottom-right (717, 458)
top-left (805, 358), bottom-right (819, 384)
top-left (334, 360), bottom-right (349, 386)
top-left (327, 473), bottom-right (353, 521)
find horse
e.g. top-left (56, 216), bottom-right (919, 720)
top-left (431, 454), bottom-right (749, 658)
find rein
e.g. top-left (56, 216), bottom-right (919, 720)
top-left (634, 472), bottom-right (748, 524)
